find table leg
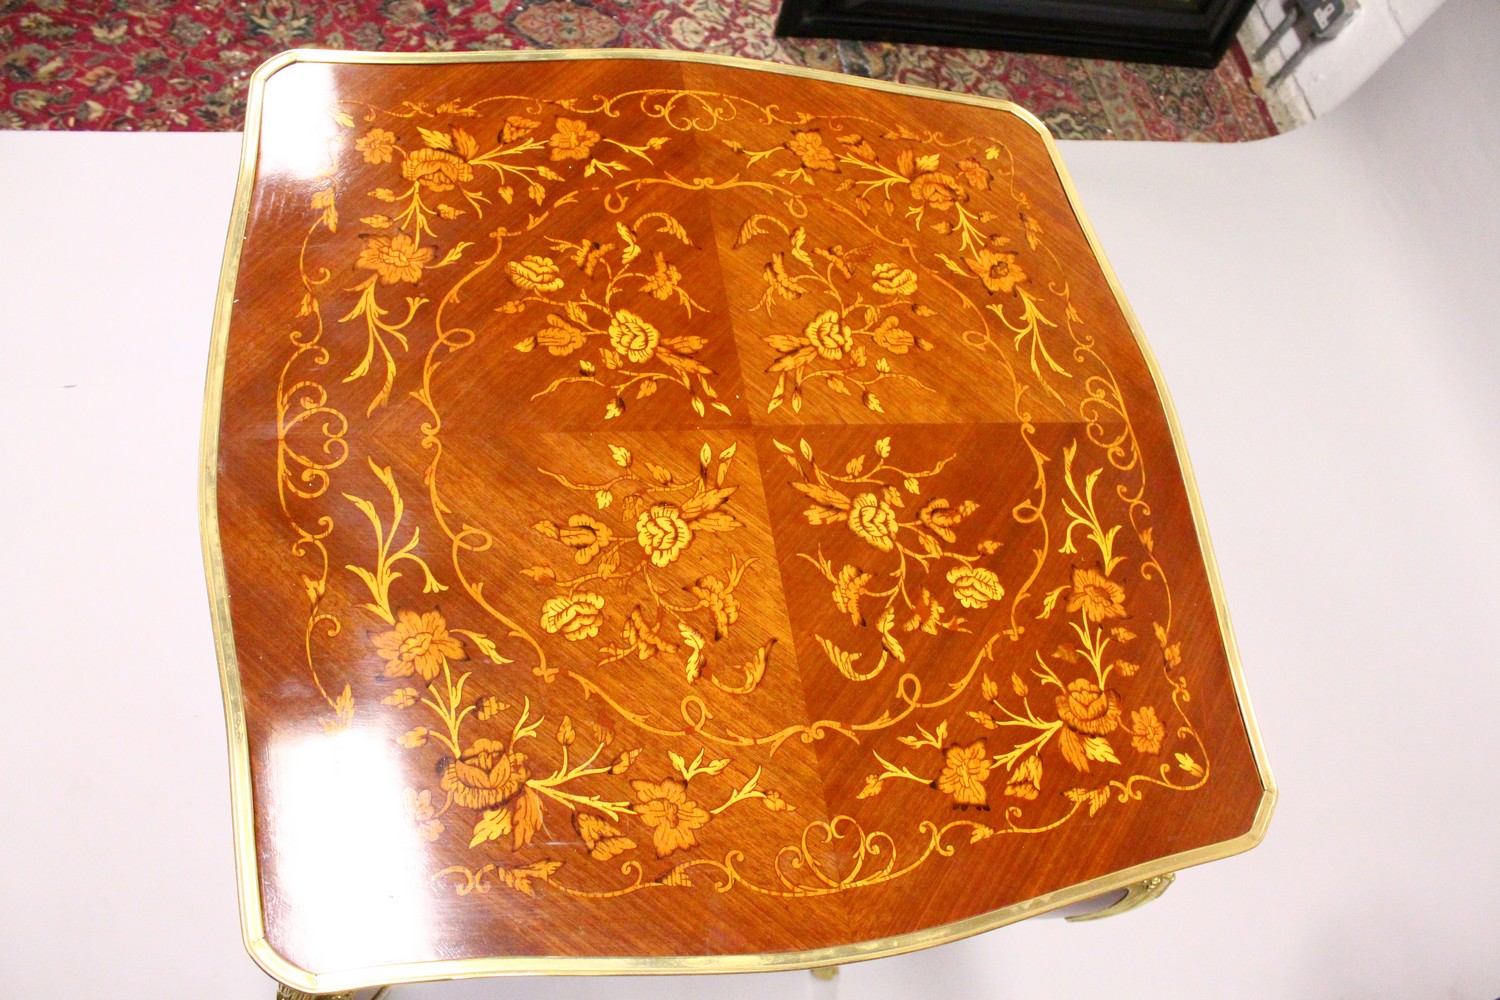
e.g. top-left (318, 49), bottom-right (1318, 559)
top-left (274, 985), bottom-right (353, 1000)
top-left (810, 964), bottom-right (840, 996)
top-left (1065, 872), bottom-right (1176, 922)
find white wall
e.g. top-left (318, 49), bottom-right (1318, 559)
top-left (1, 1), bottom-right (1496, 996)
top-left (1243, 0), bottom-right (1449, 119)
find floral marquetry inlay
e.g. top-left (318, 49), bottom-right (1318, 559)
top-left (208, 51), bottom-right (1271, 986)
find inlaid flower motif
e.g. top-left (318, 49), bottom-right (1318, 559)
top-left (788, 441), bottom-right (979, 650)
top-left (688, 575), bottom-right (739, 639)
top-left (937, 741), bottom-right (991, 806)
top-left (356, 232), bottom-right (434, 285)
top-left (558, 514), bottom-right (613, 564)
top-left (909, 171), bottom-right (966, 211)
top-left (804, 309), bottom-right (852, 360)
top-left (945, 566), bottom-right (1004, 609)
top-left (966, 248), bottom-right (1028, 295)
top-left (355, 127), bottom-right (396, 164)
top-left (1130, 706), bottom-right (1165, 754)
top-left (548, 116), bottom-right (600, 161)
top-left (608, 309), bottom-right (660, 363)
top-left (832, 564), bottom-right (873, 626)
top-left (755, 234), bottom-right (942, 414)
top-left (631, 777), bottom-right (711, 856)
top-left (847, 493), bottom-right (899, 552)
top-left (1056, 678), bottom-right (1122, 735)
top-left (441, 738), bottom-right (528, 809)
top-left (527, 443), bottom-right (749, 679)
top-left (372, 609), bottom-right (465, 682)
top-left (401, 147), bottom-right (473, 191)
top-left (1066, 567), bottom-right (1127, 622)
top-left (870, 262), bottom-right (917, 297)
top-left (786, 129), bottom-right (838, 171)
top-left (508, 255), bottom-right (564, 293)
top-left (636, 503), bottom-right (692, 567)
top-left (540, 592), bottom-right (606, 641)
top-left (534, 315), bottom-right (586, 356)
top-left (870, 316), bottom-right (918, 354)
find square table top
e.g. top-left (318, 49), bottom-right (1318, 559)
top-left (203, 48), bottom-right (1273, 994)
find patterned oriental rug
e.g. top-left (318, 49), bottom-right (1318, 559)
top-left (0, 0), bottom-right (1278, 141)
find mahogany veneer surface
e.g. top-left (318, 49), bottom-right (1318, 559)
top-left (205, 50), bottom-right (1272, 988)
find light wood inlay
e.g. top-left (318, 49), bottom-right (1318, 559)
top-left (204, 50), bottom-right (1272, 992)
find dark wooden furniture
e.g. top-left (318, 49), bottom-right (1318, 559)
top-left (776, 0), bottom-right (1258, 68)
top-left (202, 49), bottom-right (1273, 997)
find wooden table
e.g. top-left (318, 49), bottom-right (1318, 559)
top-left (202, 49), bottom-right (1273, 998)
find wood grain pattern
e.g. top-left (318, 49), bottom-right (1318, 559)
top-left (207, 51), bottom-right (1271, 986)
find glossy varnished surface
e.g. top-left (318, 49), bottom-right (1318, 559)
top-left (206, 51), bottom-right (1271, 989)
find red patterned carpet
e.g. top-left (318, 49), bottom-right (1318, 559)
top-left (0, 1), bottom-right (1278, 141)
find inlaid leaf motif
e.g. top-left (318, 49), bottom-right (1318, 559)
top-left (470, 807), bottom-right (512, 848)
top-left (575, 813), bottom-right (636, 860)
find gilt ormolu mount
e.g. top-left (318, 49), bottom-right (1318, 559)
top-left (202, 49), bottom-right (1274, 996)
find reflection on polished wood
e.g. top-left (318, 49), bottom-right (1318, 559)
top-left (204, 49), bottom-right (1273, 994)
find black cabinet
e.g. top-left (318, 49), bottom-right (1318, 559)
top-left (775, 0), bottom-right (1258, 68)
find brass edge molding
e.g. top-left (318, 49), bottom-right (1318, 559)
top-left (201, 46), bottom-right (1275, 994)
top-left (245, 45), bottom-right (1054, 135)
top-left (200, 49), bottom-right (275, 996)
top-left (248, 827), bottom-right (1274, 992)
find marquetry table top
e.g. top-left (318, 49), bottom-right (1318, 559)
top-left (202, 49), bottom-right (1273, 994)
